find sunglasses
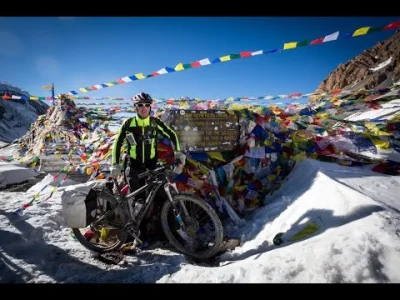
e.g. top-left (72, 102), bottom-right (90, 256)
top-left (136, 103), bottom-right (151, 108)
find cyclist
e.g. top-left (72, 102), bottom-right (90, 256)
top-left (109, 92), bottom-right (185, 242)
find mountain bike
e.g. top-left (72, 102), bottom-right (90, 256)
top-left (71, 158), bottom-right (224, 261)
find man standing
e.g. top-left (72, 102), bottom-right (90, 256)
top-left (110, 92), bottom-right (182, 198)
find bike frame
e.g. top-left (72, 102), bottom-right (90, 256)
top-left (93, 163), bottom-right (188, 244)
top-left (117, 176), bottom-right (167, 227)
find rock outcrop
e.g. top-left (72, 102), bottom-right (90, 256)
top-left (314, 31), bottom-right (400, 95)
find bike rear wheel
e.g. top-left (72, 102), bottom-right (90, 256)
top-left (160, 194), bottom-right (224, 260)
top-left (71, 193), bottom-right (128, 254)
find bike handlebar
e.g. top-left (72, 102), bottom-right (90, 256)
top-left (137, 165), bottom-right (165, 179)
top-left (109, 152), bottom-right (184, 196)
top-left (137, 149), bottom-right (185, 179)
top-left (137, 158), bottom-right (184, 179)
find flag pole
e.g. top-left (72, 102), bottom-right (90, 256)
top-left (51, 83), bottom-right (55, 106)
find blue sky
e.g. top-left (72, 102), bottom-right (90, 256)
top-left (0, 16), bottom-right (398, 105)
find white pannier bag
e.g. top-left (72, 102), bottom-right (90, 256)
top-left (61, 180), bottom-right (109, 228)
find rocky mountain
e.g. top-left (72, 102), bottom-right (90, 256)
top-left (314, 30), bottom-right (400, 95)
top-left (0, 82), bottom-right (49, 143)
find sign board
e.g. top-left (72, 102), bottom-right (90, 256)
top-left (169, 110), bottom-right (240, 152)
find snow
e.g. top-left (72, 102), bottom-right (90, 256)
top-left (1, 158), bottom-right (399, 283)
top-left (369, 57), bottom-right (393, 72)
top-left (0, 162), bottom-right (38, 189)
top-left (345, 99), bottom-right (400, 122)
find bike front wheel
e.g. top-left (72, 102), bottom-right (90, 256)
top-left (160, 194), bottom-right (224, 261)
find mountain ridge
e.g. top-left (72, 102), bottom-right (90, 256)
top-left (314, 31), bottom-right (400, 94)
top-left (0, 81), bottom-right (49, 143)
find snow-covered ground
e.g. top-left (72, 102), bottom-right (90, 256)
top-left (1, 158), bottom-right (399, 283)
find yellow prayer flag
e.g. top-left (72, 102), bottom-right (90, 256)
top-left (389, 113), bottom-right (400, 123)
top-left (134, 73), bottom-right (145, 79)
top-left (283, 42), bottom-right (297, 50)
top-left (369, 135), bottom-right (390, 149)
top-left (292, 131), bottom-right (307, 143)
top-left (219, 55), bottom-right (231, 62)
top-left (207, 151), bottom-right (225, 162)
top-left (174, 63), bottom-right (184, 71)
top-left (186, 158), bottom-right (210, 175)
top-left (316, 112), bottom-right (329, 119)
top-left (42, 84), bottom-right (53, 90)
top-left (353, 27), bottom-right (370, 37)
top-left (364, 122), bottom-right (391, 136)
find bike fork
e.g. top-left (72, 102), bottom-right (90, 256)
top-left (164, 183), bottom-right (188, 229)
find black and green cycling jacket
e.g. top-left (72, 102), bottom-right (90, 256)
top-left (112, 115), bottom-right (180, 166)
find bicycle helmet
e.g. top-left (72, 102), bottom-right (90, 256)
top-left (133, 92), bottom-right (153, 104)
